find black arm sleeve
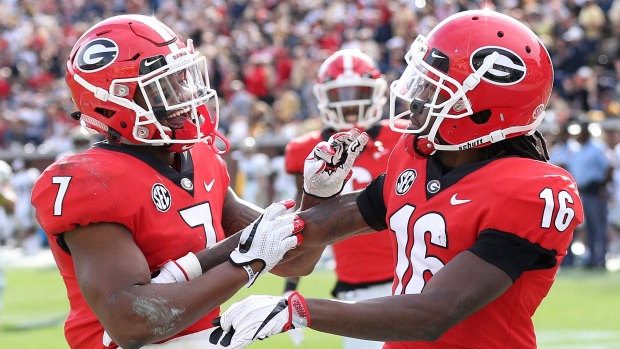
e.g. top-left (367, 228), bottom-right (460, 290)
top-left (355, 174), bottom-right (388, 231)
top-left (468, 229), bottom-right (558, 282)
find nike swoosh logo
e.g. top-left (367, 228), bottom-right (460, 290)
top-left (431, 51), bottom-right (444, 59)
top-left (252, 299), bottom-right (288, 339)
top-left (144, 57), bottom-right (162, 67)
top-left (450, 193), bottom-right (471, 205)
top-left (204, 179), bottom-right (215, 192)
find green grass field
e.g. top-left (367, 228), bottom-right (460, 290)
top-left (1, 265), bottom-right (619, 349)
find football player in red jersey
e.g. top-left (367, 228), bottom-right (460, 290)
top-left (30, 15), bottom-right (309, 349)
top-left (210, 10), bottom-right (585, 349)
top-left (282, 49), bottom-right (405, 349)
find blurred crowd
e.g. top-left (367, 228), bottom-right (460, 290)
top-left (1, 0), bottom-right (620, 265)
top-left (2, 0), bottom-right (620, 153)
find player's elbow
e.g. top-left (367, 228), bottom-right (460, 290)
top-left (421, 324), bottom-right (450, 342)
top-left (105, 328), bottom-right (149, 349)
top-left (422, 307), bottom-right (464, 341)
top-left (101, 306), bottom-right (175, 348)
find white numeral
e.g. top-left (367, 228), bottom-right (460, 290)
top-left (391, 205), bottom-right (447, 294)
top-left (539, 188), bottom-right (575, 232)
top-left (179, 203), bottom-right (218, 247)
top-left (52, 176), bottom-right (71, 216)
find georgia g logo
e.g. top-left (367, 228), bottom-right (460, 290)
top-left (395, 169), bottom-right (417, 196)
top-left (152, 183), bottom-right (172, 212)
top-left (76, 39), bottom-right (119, 73)
top-left (470, 46), bottom-right (526, 85)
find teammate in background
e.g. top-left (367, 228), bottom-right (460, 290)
top-left (282, 49), bottom-right (405, 349)
top-left (11, 158), bottom-right (41, 255)
top-left (0, 159), bottom-right (15, 319)
top-left (30, 15), bottom-right (306, 349)
top-left (0, 160), bottom-right (16, 246)
top-left (211, 10), bottom-right (585, 349)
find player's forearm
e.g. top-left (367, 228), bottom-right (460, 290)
top-left (270, 192), bottom-right (372, 275)
top-left (106, 261), bottom-right (262, 349)
top-left (307, 252), bottom-right (514, 342)
top-left (193, 233), bottom-right (241, 273)
top-left (297, 191), bottom-right (373, 247)
top-left (221, 187), bottom-right (263, 235)
top-left (270, 245), bottom-right (326, 276)
top-left (306, 294), bottom-right (449, 342)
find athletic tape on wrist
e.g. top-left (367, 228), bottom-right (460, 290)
top-left (176, 252), bottom-right (202, 280)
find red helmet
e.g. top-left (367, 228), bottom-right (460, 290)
top-left (389, 10), bottom-right (553, 151)
top-left (313, 49), bottom-right (387, 131)
top-left (66, 14), bottom-right (228, 153)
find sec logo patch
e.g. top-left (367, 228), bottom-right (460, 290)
top-left (396, 169), bottom-right (417, 196)
top-left (152, 183), bottom-right (172, 212)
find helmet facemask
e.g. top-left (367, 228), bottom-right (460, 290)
top-left (112, 49), bottom-right (221, 152)
top-left (389, 35), bottom-right (476, 151)
top-left (314, 75), bottom-right (387, 131)
top-left (389, 32), bottom-right (547, 152)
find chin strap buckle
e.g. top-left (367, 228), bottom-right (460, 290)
top-left (489, 130), bottom-right (506, 143)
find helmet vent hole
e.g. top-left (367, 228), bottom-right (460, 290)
top-left (525, 46), bottom-right (532, 53)
top-left (472, 16), bottom-right (479, 20)
top-left (95, 107), bottom-right (115, 118)
top-left (497, 31), bottom-right (504, 38)
top-left (469, 109), bottom-right (492, 125)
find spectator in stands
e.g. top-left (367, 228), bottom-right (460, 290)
top-left (563, 121), bottom-right (612, 269)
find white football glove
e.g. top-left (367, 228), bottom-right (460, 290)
top-left (209, 291), bottom-right (310, 349)
top-left (303, 128), bottom-right (369, 198)
top-left (229, 200), bottom-right (305, 286)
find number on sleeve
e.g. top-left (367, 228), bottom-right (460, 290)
top-left (539, 188), bottom-right (575, 232)
top-left (52, 176), bottom-right (72, 216)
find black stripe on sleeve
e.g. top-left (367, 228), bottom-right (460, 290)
top-left (468, 229), bottom-right (558, 282)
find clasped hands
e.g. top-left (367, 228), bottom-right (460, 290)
top-left (209, 128), bottom-right (369, 348)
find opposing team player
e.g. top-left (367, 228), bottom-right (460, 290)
top-left (31, 15), bottom-right (306, 349)
top-left (211, 10), bottom-right (585, 349)
top-left (282, 49), bottom-right (405, 349)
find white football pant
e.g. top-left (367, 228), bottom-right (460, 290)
top-left (336, 282), bottom-right (392, 349)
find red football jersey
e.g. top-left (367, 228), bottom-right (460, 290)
top-left (31, 142), bottom-right (230, 349)
top-left (380, 136), bottom-right (583, 349)
top-left (285, 120), bottom-right (405, 284)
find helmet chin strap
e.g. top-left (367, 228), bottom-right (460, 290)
top-left (209, 129), bottom-right (230, 155)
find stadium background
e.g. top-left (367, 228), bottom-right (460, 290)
top-left (1, 0), bottom-right (620, 347)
